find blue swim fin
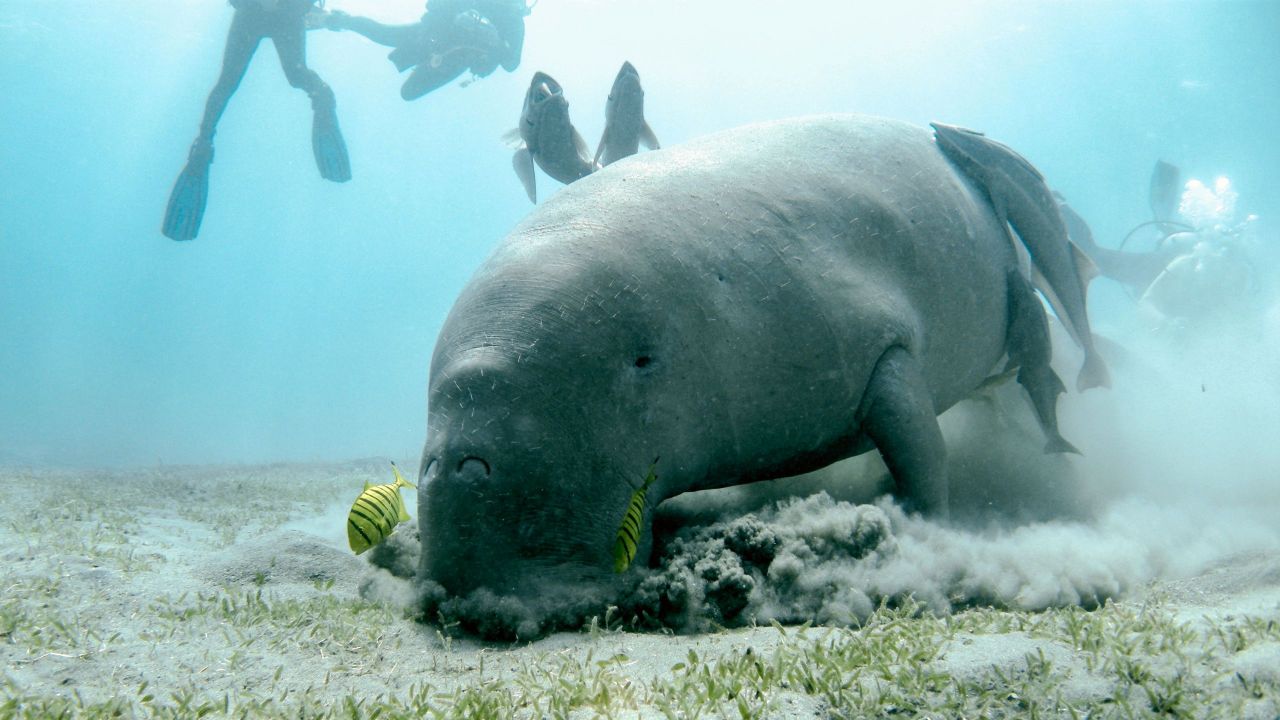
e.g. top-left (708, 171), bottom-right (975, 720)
top-left (312, 93), bottom-right (351, 183)
top-left (161, 141), bottom-right (213, 241)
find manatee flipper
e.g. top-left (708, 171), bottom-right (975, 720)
top-left (857, 346), bottom-right (949, 518)
top-left (1005, 270), bottom-right (1080, 455)
top-left (639, 122), bottom-right (660, 150)
top-left (513, 147), bottom-right (536, 203)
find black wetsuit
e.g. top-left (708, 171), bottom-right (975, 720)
top-left (197, 0), bottom-right (334, 143)
top-left (336, 0), bottom-right (527, 101)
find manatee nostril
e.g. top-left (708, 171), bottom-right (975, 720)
top-left (421, 458), bottom-right (439, 483)
top-left (457, 456), bottom-right (491, 479)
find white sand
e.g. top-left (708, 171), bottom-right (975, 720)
top-left (2, 460), bottom-right (1277, 718)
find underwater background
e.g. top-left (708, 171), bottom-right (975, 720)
top-left (2, 0), bottom-right (1278, 468)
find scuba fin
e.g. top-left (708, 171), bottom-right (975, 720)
top-left (1148, 160), bottom-right (1181, 224)
top-left (311, 87), bottom-right (352, 182)
top-left (161, 140), bottom-right (214, 241)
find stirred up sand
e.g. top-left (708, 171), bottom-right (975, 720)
top-left (1, 456), bottom-right (1277, 718)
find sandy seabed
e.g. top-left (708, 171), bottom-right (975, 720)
top-left (1, 457), bottom-right (1278, 719)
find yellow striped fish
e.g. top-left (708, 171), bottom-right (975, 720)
top-left (612, 459), bottom-right (659, 573)
top-left (347, 462), bottom-right (417, 555)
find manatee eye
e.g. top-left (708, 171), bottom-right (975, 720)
top-left (634, 355), bottom-right (652, 369)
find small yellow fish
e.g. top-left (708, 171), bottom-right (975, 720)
top-left (347, 462), bottom-right (417, 555)
top-left (612, 459), bottom-right (659, 573)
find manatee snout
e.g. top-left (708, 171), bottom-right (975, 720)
top-left (417, 363), bottom-right (626, 601)
top-left (417, 443), bottom-right (516, 595)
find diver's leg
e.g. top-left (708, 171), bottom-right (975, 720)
top-left (856, 346), bottom-right (949, 518)
top-left (327, 13), bottom-right (419, 48)
top-left (399, 54), bottom-right (468, 100)
top-left (197, 10), bottom-right (262, 144)
top-left (272, 19), bottom-right (351, 182)
top-left (272, 19), bottom-right (328, 97)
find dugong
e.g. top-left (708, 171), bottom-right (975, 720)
top-left (419, 114), bottom-right (1078, 612)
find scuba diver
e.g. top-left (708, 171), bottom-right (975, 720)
top-left (322, 0), bottom-right (531, 101)
top-left (162, 0), bottom-right (351, 242)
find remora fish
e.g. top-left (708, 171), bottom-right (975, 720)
top-left (930, 122), bottom-right (1109, 392)
top-left (347, 462), bottom-right (417, 555)
top-left (1055, 191), bottom-right (1188, 297)
top-left (595, 61), bottom-right (660, 167)
top-left (506, 71), bottom-right (596, 203)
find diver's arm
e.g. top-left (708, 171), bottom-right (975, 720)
top-left (327, 12), bottom-right (419, 48)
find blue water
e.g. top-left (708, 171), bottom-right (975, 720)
top-left (1, 0), bottom-right (1276, 466)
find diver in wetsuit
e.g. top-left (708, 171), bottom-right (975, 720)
top-left (324, 0), bottom-right (530, 101)
top-left (162, 0), bottom-right (350, 242)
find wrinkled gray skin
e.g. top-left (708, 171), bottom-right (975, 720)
top-left (420, 114), bottom-right (1075, 602)
top-left (931, 123), bottom-right (1109, 393)
top-left (511, 71), bottom-right (595, 203)
top-left (594, 61), bottom-right (660, 167)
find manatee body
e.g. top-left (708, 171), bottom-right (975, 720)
top-left (419, 114), bottom-right (1069, 604)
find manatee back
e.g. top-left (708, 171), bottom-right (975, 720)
top-left (494, 115), bottom-right (1014, 407)
top-left (436, 115), bottom-right (1014, 484)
